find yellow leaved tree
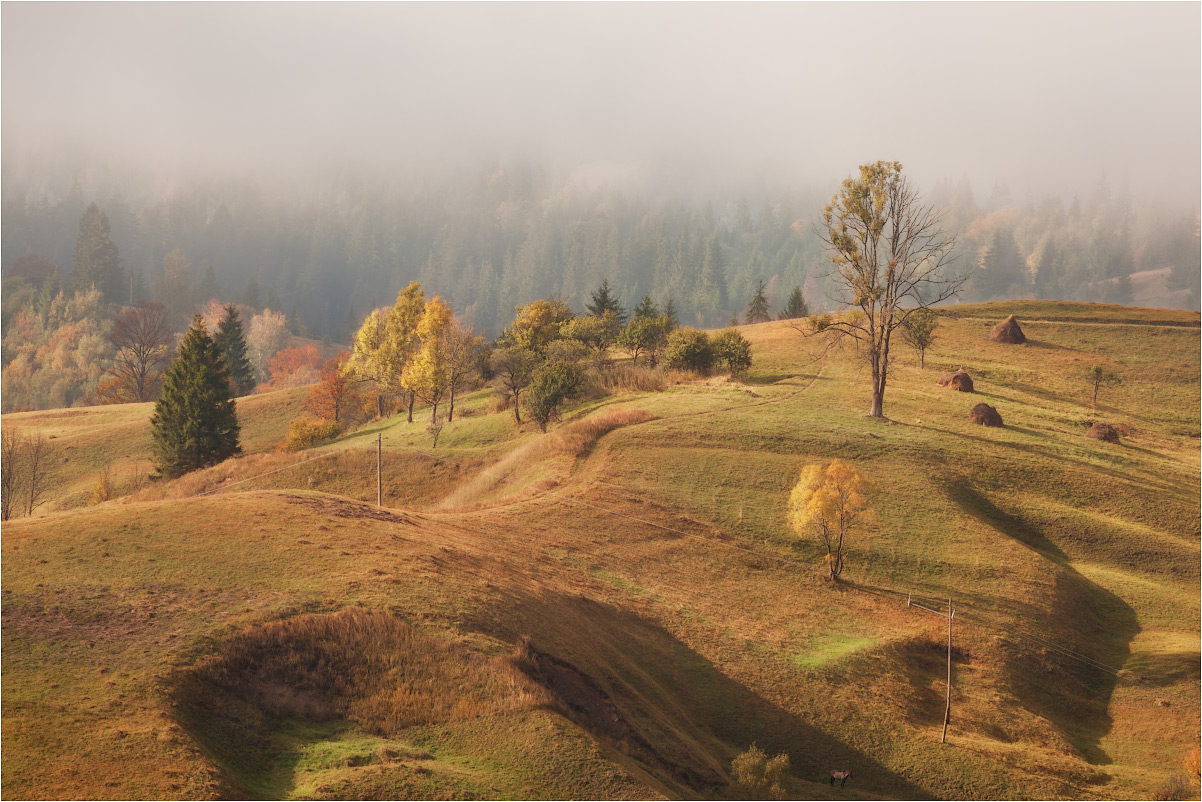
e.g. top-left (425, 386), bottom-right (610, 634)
top-left (787, 459), bottom-right (870, 582)
top-left (403, 296), bottom-right (453, 424)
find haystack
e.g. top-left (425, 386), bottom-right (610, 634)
top-left (937, 369), bottom-right (974, 392)
top-left (990, 315), bottom-right (1026, 344)
top-left (1086, 422), bottom-right (1121, 444)
top-left (968, 403), bottom-right (1003, 427)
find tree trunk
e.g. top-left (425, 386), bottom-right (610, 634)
top-left (447, 385), bottom-right (455, 423)
top-left (512, 390), bottom-right (522, 423)
top-left (431, 402), bottom-right (439, 424)
top-left (377, 394), bottom-right (385, 419)
top-left (406, 391), bottom-right (414, 423)
top-left (920, 348), bottom-right (925, 369)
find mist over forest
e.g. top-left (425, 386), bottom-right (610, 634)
top-left (2, 2), bottom-right (1199, 411)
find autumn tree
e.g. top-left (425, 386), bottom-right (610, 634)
top-left (150, 314), bottom-right (241, 478)
top-left (491, 345), bottom-right (539, 424)
top-left (403, 296), bottom-right (453, 423)
top-left (442, 320), bottom-right (486, 423)
top-left (105, 302), bottom-right (173, 402)
top-left (619, 314), bottom-right (673, 366)
top-left (305, 352), bottom-right (362, 424)
top-left (265, 345), bottom-right (322, 390)
top-left (214, 304), bottom-right (256, 396)
top-left (729, 744), bottom-right (791, 801)
top-left (812, 161), bottom-right (963, 418)
top-left (663, 327), bottom-right (715, 374)
top-left (246, 308), bottom-right (289, 383)
top-left (788, 459), bottom-right (869, 582)
top-left (345, 282), bottom-right (426, 421)
top-left (900, 307), bottom-right (939, 368)
top-left (1087, 365), bottom-right (1121, 407)
top-left (503, 296), bottom-right (574, 355)
top-left (562, 311), bottom-right (620, 365)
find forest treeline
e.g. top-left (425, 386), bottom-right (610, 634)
top-left (2, 162), bottom-right (1198, 412)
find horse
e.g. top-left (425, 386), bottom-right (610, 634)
top-left (829, 769), bottom-right (853, 788)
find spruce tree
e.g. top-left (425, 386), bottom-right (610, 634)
top-left (632, 293), bottom-right (659, 320)
top-left (586, 279), bottom-right (626, 324)
top-left (779, 286), bottom-right (809, 319)
top-left (151, 314), bottom-right (241, 478)
top-left (662, 297), bottom-right (680, 328)
top-left (702, 237), bottom-right (729, 310)
top-left (745, 279), bottom-right (772, 324)
top-left (214, 304), bottom-right (256, 396)
top-left (73, 203), bottom-right (123, 302)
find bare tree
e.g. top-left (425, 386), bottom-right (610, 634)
top-left (24, 432), bottom-right (51, 517)
top-left (1087, 365), bottom-right (1121, 407)
top-left (1, 427), bottom-right (22, 521)
top-left (107, 302), bottom-right (174, 401)
top-left (808, 161), bottom-right (964, 418)
top-left (442, 320), bottom-right (486, 423)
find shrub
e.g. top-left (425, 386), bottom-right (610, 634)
top-left (729, 744), bottom-right (790, 800)
top-left (90, 465), bottom-right (112, 505)
top-left (281, 417), bottom-right (343, 452)
top-left (525, 358), bottom-right (585, 432)
top-left (663, 327), bottom-right (715, 374)
top-left (712, 327), bottom-right (753, 376)
top-left (1151, 773), bottom-right (1192, 801)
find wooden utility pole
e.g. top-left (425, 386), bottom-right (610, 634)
top-left (907, 593), bottom-right (956, 744)
top-left (376, 434), bottom-right (382, 507)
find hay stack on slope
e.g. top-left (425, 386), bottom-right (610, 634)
top-left (937, 369), bottom-right (974, 392)
top-left (968, 403), bottom-right (1003, 427)
top-left (990, 315), bottom-right (1026, 344)
top-left (1086, 422), bottom-right (1121, 443)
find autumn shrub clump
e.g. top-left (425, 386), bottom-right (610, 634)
top-left (663, 327), bottom-right (716, 375)
top-left (728, 743), bottom-right (790, 800)
top-left (281, 416), bottom-right (343, 452)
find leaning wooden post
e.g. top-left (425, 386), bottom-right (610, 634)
top-left (376, 433), bottom-right (382, 507)
top-left (942, 598), bottom-right (954, 745)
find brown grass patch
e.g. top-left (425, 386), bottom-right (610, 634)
top-left (172, 608), bottom-right (551, 740)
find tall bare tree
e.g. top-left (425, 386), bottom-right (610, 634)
top-left (811, 161), bottom-right (963, 418)
top-left (107, 302), bottom-right (174, 402)
top-left (23, 432), bottom-right (50, 517)
top-left (1, 427), bottom-right (22, 521)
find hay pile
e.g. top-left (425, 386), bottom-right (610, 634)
top-left (937, 369), bottom-right (974, 392)
top-left (1086, 422), bottom-right (1121, 443)
top-left (968, 403), bottom-right (1003, 427)
top-left (990, 315), bottom-right (1026, 344)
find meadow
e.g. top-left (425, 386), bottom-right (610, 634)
top-left (2, 301), bottom-right (1199, 800)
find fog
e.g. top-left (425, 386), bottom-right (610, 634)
top-left (3, 2), bottom-right (1199, 201)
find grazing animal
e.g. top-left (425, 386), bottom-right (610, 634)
top-left (830, 769), bottom-right (853, 788)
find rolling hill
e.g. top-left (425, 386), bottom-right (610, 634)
top-left (3, 301), bottom-right (1199, 800)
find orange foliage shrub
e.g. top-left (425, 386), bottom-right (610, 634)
top-left (281, 417), bottom-right (343, 452)
top-left (265, 345), bottom-right (322, 390)
top-left (304, 351), bottom-right (363, 424)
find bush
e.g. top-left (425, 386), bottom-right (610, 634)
top-left (90, 466), bottom-right (113, 506)
top-left (663, 327), bottom-right (715, 374)
top-left (1152, 773), bottom-right (1193, 801)
top-left (281, 417), bottom-right (343, 452)
top-left (525, 359), bottom-right (585, 432)
top-left (712, 327), bottom-right (753, 376)
top-left (728, 744), bottom-right (790, 800)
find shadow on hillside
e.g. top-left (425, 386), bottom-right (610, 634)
top-left (463, 587), bottom-right (936, 800)
top-left (948, 479), bottom-right (1139, 766)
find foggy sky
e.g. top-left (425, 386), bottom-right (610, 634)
top-left (3, 2), bottom-right (1199, 201)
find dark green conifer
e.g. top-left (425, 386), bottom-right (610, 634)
top-left (214, 304), bottom-right (256, 396)
top-left (632, 293), bottom-right (659, 320)
top-left (745, 279), bottom-right (772, 324)
top-left (586, 279), bottom-right (626, 324)
top-left (73, 203), bottom-right (123, 301)
top-left (151, 314), bottom-right (241, 478)
top-left (779, 286), bottom-right (809, 319)
top-left (662, 297), bottom-right (680, 328)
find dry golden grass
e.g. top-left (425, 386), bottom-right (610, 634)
top-left (436, 406), bottom-right (656, 510)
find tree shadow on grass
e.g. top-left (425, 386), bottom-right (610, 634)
top-left (463, 587), bottom-right (936, 800)
top-left (946, 479), bottom-right (1139, 766)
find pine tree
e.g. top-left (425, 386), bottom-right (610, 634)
top-left (632, 293), bottom-right (659, 320)
top-left (701, 237), bottom-right (729, 310)
top-left (214, 304), bottom-right (256, 396)
top-left (150, 314), bottom-right (241, 478)
top-left (779, 286), bottom-right (809, 319)
top-left (662, 297), bottom-right (680, 328)
top-left (242, 279), bottom-right (262, 310)
top-left (73, 203), bottom-right (123, 302)
top-left (586, 279), bottom-right (626, 324)
top-left (745, 279), bottom-right (771, 324)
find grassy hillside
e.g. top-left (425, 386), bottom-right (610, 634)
top-left (3, 301), bottom-right (1199, 800)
